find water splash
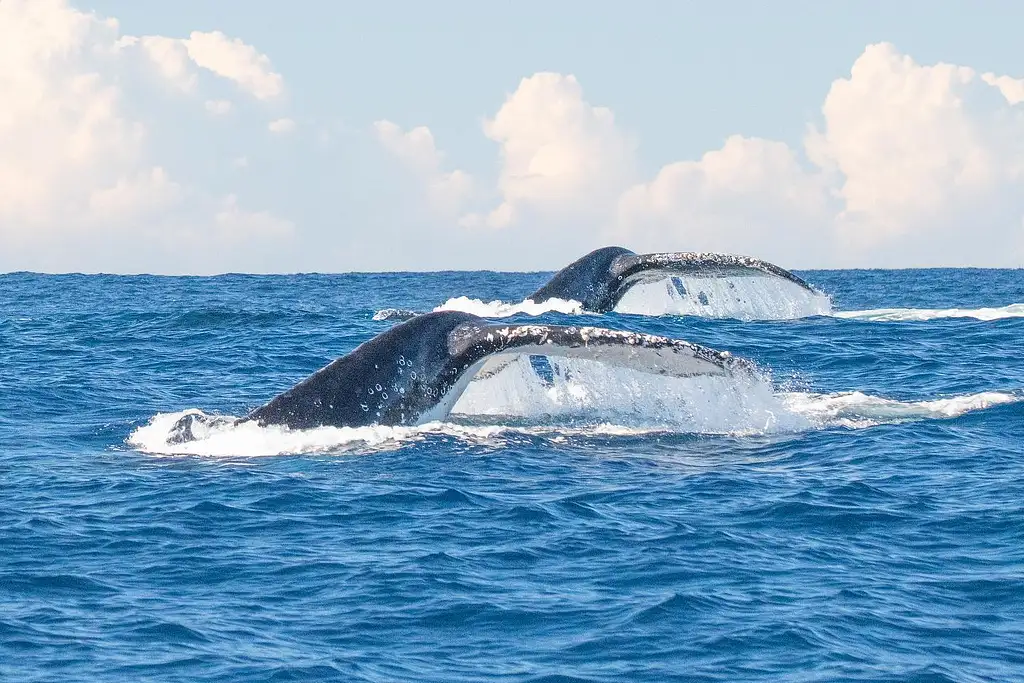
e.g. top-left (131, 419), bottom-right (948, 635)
top-left (778, 390), bottom-right (1021, 429)
top-left (127, 358), bottom-right (1020, 457)
top-left (371, 297), bottom-right (586, 322)
top-left (127, 409), bottom-right (511, 457)
top-left (372, 308), bottom-right (419, 322)
top-left (453, 355), bottom-right (802, 434)
top-left (613, 275), bottom-right (833, 319)
top-left (834, 303), bottom-right (1024, 322)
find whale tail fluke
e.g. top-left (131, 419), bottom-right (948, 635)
top-left (609, 252), bottom-right (818, 293)
top-left (167, 310), bottom-right (757, 442)
top-left (525, 247), bottom-right (820, 313)
top-left (449, 318), bottom-right (756, 381)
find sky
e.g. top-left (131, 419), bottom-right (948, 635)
top-left (2, 0), bottom-right (1023, 273)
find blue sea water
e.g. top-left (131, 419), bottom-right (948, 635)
top-left (1, 268), bottom-right (1023, 682)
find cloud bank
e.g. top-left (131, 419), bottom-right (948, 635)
top-left (0, 0), bottom-right (292, 274)
top-left (387, 44), bottom-right (1024, 269)
top-left (2, 1), bottom-right (1021, 272)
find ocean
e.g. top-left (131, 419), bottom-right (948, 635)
top-left (2, 268), bottom-right (1022, 682)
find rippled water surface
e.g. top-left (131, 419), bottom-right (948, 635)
top-left (2, 269), bottom-right (1023, 682)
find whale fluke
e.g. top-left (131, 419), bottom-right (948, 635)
top-left (529, 247), bottom-right (818, 313)
top-left (169, 311), bottom-right (754, 439)
top-left (369, 246), bottom-right (818, 321)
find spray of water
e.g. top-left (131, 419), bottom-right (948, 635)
top-left (613, 275), bottom-right (833, 319)
top-left (452, 355), bottom-right (806, 434)
top-left (834, 303), bottom-right (1024, 322)
top-left (127, 355), bottom-right (1019, 457)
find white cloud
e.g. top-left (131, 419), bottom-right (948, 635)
top-left (135, 35), bottom-right (196, 92)
top-left (205, 99), bottom-right (232, 115)
top-left (375, 121), bottom-right (443, 172)
top-left (374, 120), bottom-right (473, 214)
top-left (88, 166), bottom-right (182, 218)
top-left (0, 0), bottom-right (294, 274)
top-left (982, 73), bottom-right (1024, 105)
top-left (268, 117), bottom-right (296, 134)
top-left (0, 0), bottom-right (143, 230)
top-left (615, 136), bottom-right (834, 265)
top-left (119, 28), bottom-right (283, 102)
top-left (214, 194), bottom-right (294, 241)
top-left (4, 3), bottom-right (1021, 273)
top-left (466, 73), bottom-right (636, 229)
top-left (804, 43), bottom-right (1024, 264)
top-left (442, 46), bottom-right (1024, 268)
top-left (183, 30), bottom-right (284, 100)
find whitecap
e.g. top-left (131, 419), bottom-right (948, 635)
top-left (833, 303), bottom-right (1024, 322)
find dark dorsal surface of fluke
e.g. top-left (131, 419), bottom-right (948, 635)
top-left (167, 310), bottom-right (754, 442)
top-left (527, 246), bottom-right (636, 313)
top-left (528, 246), bottom-right (818, 313)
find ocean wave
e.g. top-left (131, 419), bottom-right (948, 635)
top-left (833, 303), bottom-right (1024, 322)
top-left (778, 390), bottom-right (1021, 429)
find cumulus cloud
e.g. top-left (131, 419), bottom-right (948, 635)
top-left (213, 194), bottom-right (294, 240)
top-left (374, 120), bottom-right (473, 214)
top-left (182, 30), bottom-right (284, 101)
top-left (615, 136), bottom-right (834, 265)
top-left (117, 28), bottom-right (284, 102)
top-left (441, 45), bottom-right (1024, 267)
top-left (5, 3), bottom-right (1021, 273)
top-left (463, 73), bottom-right (636, 230)
top-left (88, 166), bottom-right (182, 219)
top-left (982, 73), bottom-right (1024, 105)
top-left (133, 35), bottom-right (196, 92)
top-left (803, 43), bottom-right (1024, 264)
top-left (205, 99), bottom-right (232, 115)
top-left (0, 0), bottom-right (143, 230)
top-left (0, 0), bottom-right (293, 274)
top-left (268, 117), bottom-right (296, 134)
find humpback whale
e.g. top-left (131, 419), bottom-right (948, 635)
top-left (528, 246), bottom-right (819, 313)
top-left (168, 310), bottom-right (753, 442)
top-left (371, 246), bottom-right (821, 322)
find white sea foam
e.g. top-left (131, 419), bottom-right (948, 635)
top-left (432, 296), bottom-right (585, 318)
top-left (833, 303), bottom-right (1024, 322)
top-left (127, 409), bottom-right (512, 457)
top-left (777, 390), bottom-right (1020, 429)
top-left (127, 358), bottom-right (1020, 457)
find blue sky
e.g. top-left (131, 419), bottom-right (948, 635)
top-left (3, 0), bottom-right (1023, 273)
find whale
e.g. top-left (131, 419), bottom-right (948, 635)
top-left (527, 246), bottom-right (820, 313)
top-left (168, 310), bottom-right (754, 442)
top-left (371, 246), bottom-right (821, 322)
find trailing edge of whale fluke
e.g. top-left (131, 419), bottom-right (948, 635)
top-left (528, 246), bottom-right (819, 313)
top-left (168, 310), bottom-right (755, 443)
